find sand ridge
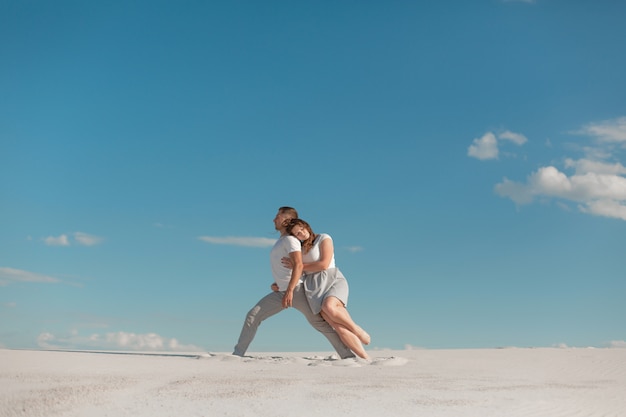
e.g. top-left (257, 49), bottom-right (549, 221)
top-left (1, 348), bottom-right (625, 417)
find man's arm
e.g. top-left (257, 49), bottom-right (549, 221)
top-left (282, 250), bottom-right (303, 308)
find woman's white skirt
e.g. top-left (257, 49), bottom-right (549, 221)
top-left (303, 267), bottom-right (349, 314)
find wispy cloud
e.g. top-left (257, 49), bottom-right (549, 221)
top-left (42, 232), bottom-right (104, 247)
top-left (37, 330), bottom-right (203, 352)
top-left (198, 236), bottom-right (277, 248)
top-left (468, 130), bottom-right (528, 160)
top-left (403, 344), bottom-right (427, 350)
top-left (73, 232), bottom-right (104, 246)
top-left (0, 267), bottom-right (61, 286)
top-left (607, 340), bottom-right (626, 348)
top-left (499, 130), bottom-right (528, 145)
top-left (574, 116), bottom-right (626, 144)
top-left (154, 222), bottom-right (175, 229)
top-left (44, 234), bottom-right (70, 246)
top-left (494, 116), bottom-right (626, 221)
top-left (564, 158), bottom-right (626, 176)
top-left (343, 246), bottom-right (364, 253)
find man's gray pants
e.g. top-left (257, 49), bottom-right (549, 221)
top-left (233, 284), bottom-right (355, 359)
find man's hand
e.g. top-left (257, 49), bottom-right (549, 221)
top-left (282, 290), bottom-right (294, 308)
top-left (270, 282), bottom-right (279, 292)
top-left (281, 256), bottom-right (293, 268)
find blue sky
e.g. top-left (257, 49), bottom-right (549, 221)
top-left (1, 0), bottom-right (625, 353)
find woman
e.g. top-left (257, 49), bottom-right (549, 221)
top-left (283, 218), bottom-right (371, 359)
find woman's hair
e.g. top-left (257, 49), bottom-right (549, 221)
top-left (278, 206), bottom-right (298, 229)
top-left (286, 218), bottom-right (316, 254)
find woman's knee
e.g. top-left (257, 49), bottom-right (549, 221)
top-left (322, 299), bottom-right (343, 318)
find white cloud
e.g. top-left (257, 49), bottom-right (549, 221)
top-left (37, 330), bottom-right (203, 352)
top-left (40, 232), bottom-right (103, 247)
top-left (534, 167), bottom-right (626, 201)
top-left (499, 130), bottom-right (528, 145)
top-left (575, 116), bottom-right (626, 144)
top-left (37, 332), bottom-right (56, 345)
top-left (74, 232), bottom-right (104, 246)
top-left (198, 236), bottom-right (277, 247)
top-left (607, 340), bottom-right (626, 348)
top-left (495, 166), bottom-right (626, 220)
top-left (468, 132), bottom-right (499, 160)
top-left (154, 222), bottom-right (174, 229)
top-left (494, 177), bottom-right (534, 204)
top-left (580, 199), bottom-right (626, 221)
top-left (495, 116), bottom-right (626, 221)
top-left (343, 246), bottom-right (364, 253)
top-left (403, 344), bottom-right (427, 350)
top-left (0, 267), bottom-right (60, 286)
top-left (565, 158), bottom-right (626, 176)
top-left (468, 130), bottom-right (528, 160)
top-left (44, 234), bottom-right (70, 246)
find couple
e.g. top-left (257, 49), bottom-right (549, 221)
top-left (233, 206), bottom-right (370, 359)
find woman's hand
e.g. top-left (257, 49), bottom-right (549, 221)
top-left (282, 289), bottom-right (294, 308)
top-left (270, 282), bottom-right (279, 292)
top-left (281, 256), bottom-right (293, 268)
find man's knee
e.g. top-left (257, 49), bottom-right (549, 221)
top-left (245, 305), bottom-right (262, 326)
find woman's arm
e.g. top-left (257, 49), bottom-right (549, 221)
top-left (280, 236), bottom-right (335, 272)
top-left (282, 250), bottom-right (303, 308)
top-left (301, 238), bottom-right (333, 273)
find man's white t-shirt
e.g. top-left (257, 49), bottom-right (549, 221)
top-left (271, 235), bottom-right (302, 291)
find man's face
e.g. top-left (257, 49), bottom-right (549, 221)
top-left (273, 211), bottom-right (290, 231)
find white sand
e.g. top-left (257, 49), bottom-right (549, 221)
top-left (1, 348), bottom-right (625, 417)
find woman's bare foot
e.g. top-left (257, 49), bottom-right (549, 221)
top-left (357, 327), bottom-right (371, 345)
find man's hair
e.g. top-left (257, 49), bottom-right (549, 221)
top-left (278, 206), bottom-right (298, 219)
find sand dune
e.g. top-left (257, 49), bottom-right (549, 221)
top-left (1, 348), bottom-right (625, 417)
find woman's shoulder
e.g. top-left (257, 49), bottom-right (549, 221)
top-left (317, 233), bottom-right (333, 242)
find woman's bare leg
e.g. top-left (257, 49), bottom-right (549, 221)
top-left (322, 297), bottom-right (371, 345)
top-left (321, 311), bottom-right (369, 360)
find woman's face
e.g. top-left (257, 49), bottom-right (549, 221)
top-left (291, 224), bottom-right (310, 241)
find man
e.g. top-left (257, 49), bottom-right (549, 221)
top-left (233, 207), bottom-right (355, 358)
